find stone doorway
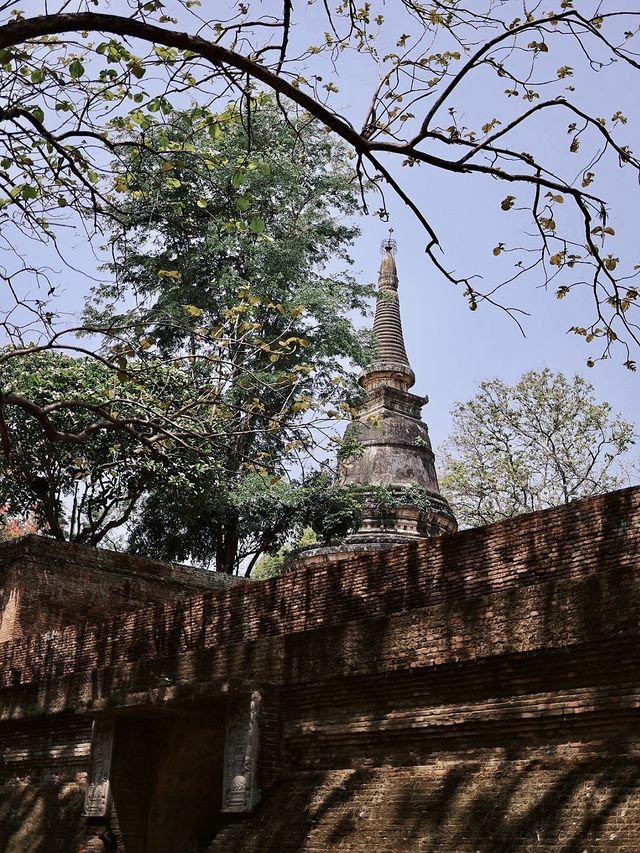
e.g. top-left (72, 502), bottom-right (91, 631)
top-left (109, 706), bottom-right (226, 853)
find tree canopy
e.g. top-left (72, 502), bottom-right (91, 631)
top-left (0, 102), bottom-right (371, 570)
top-left (440, 368), bottom-right (636, 528)
top-left (0, 345), bottom-right (364, 567)
top-left (0, 347), bottom-right (192, 546)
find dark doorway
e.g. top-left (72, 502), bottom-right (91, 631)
top-left (110, 707), bottom-right (226, 853)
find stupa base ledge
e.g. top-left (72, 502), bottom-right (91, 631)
top-left (282, 540), bottom-right (402, 574)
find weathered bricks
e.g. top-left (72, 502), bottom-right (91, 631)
top-left (0, 534), bottom-right (241, 644)
top-left (0, 486), bottom-right (639, 852)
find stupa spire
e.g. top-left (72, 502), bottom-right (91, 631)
top-left (371, 233), bottom-right (411, 370)
top-left (360, 231), bottom-right (415, 394)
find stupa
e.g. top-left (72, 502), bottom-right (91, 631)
top-left (284, 233), bottom-right (456, 573)
top-left (338, 233), bottom-right (457, 543)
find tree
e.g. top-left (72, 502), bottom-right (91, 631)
top-left (0, 348), bottom-right (180, 545)
top-left (0, 103), bottom-right (371, 570)
top-left (84, 101), bottom-right (372, 572)
top-left (2, 1), bottom-right (640, 523)
top-left (129, 472), bottom-right (363, 575)
top-left (251, 527), bottom-right (319, 581)
top-left (0, 347), bottom-right (362, 564)
top-left (440, 369), bottom-right (636, 528)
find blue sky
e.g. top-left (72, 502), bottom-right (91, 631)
top-left (349, 215), bottom-right (640, 454)
top-left (304, 1), bottom-right (640, 455)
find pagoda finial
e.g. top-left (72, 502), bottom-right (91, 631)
top-left (381, 227), bottom-right (397, 255)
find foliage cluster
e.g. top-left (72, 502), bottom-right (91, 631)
top-left (440, 369), bottom-right (636, 528)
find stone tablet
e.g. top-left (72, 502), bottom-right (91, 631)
top-left (84, 719), bottom-right (115, 817)
top-left (221, 691), bottom-right (261, 812)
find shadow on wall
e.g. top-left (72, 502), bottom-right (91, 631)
top-left (0, 781), bottom-right (85, 853)
top-left (3, 488), bottom-right (638, 718)
top-left (207, 749), bottom-right (640, 852)
top-left (387, 754), bottom-right (640, 853)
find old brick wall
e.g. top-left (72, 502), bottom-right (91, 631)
top-left (0, 535), bottom-right (241, 644)
top-left (1, 486), bottom-right (638, 702)
top-left (0, 487), bottom-right (638, 852)
top-left (206, 758), bottom-right (640, 852)
top-left (0, 712), bottom-right (90, 853)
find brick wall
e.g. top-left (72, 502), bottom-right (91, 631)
top-left (0, 712), bottom-right (90, 853)
top-left (0, 487), bottom-right (639, 852)
top-left (1, 486), bottom-right (638, 701)
top-left (207, 758), bottom-right (640, 852)
top-left (0, 535), bottom-right (241, 644)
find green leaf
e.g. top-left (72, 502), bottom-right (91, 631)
top-left (249, 217), bottom-right (265, 234)
top-left (129, 60), bottom-right (145, 79)
top-left (69, 59), bottom-right (85, 79)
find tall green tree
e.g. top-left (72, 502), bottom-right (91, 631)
top-left (80, 100), bottom-right (372, 571)
top-left (440, 369), bottom-right (636, 528)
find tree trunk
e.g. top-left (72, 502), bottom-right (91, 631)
top-left (215, 523), bottom-right (239, 574)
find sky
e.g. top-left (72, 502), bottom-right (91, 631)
top-left (3, 0), bottom-right (639, 467)
top-left (300, 0), bottom-right (640, 455)
top-left (348, 199), bottom-right (640, 454)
